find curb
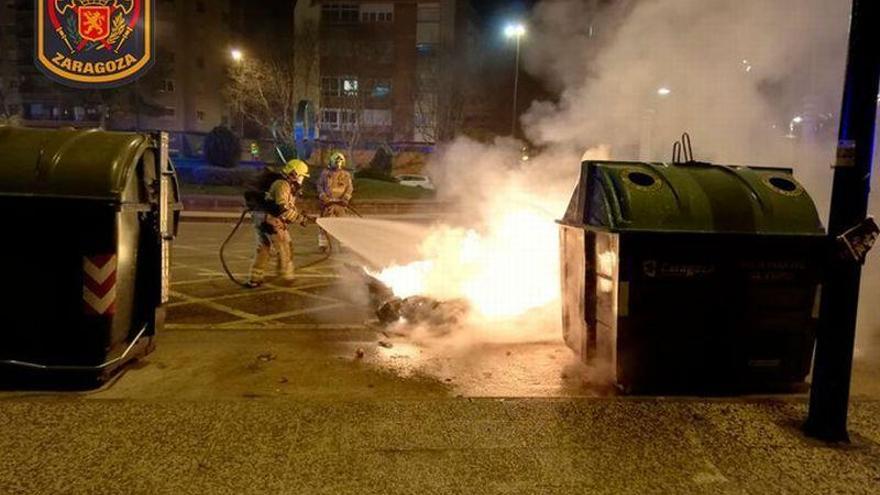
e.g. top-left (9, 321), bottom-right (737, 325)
top-left (180, 210), bottom-right (444, 223)
top-left (181, 194), bottom-right (455, 219)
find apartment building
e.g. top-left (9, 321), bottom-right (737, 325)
top-left (303, 0), bottom-right (477, 147)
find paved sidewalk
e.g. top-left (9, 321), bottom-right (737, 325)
top-left (1, 223), bottom-right (879, 494)
top-left (1, 397), bottom-right (878, 494)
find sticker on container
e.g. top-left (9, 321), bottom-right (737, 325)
top-left (83, 254), bottom-right (117, 315)
top-left (835, 140), bottom-right (856, 168)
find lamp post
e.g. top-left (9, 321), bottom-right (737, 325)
top-left (505, 23), bottom-right (526, 137)
top-left (805, 0), bottom-right (880, 443)
top-left (230, 48), bottom-right (244, 137)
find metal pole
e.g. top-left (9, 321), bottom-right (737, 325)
top-left (511, 34), bottom-right (521, 137)
top-left (238, 63), bottom-right (244, 137)
top-left (805, 0), bottom-right (880, 442)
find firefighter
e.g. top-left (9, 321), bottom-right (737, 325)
top-left (246, 159), bottom-right (312, 288)
top-left (317, 150), bottom-right (354, 252)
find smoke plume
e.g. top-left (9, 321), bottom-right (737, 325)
top-left (424, 0), bottom-right (880, 351)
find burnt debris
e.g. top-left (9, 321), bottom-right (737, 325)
top-left (344, 264), bottom-right (470, 330)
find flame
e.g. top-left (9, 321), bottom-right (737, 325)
top-left (369, 144), bottom-right (612, 325)
top-left (371, 203), bottom-right (561, 320)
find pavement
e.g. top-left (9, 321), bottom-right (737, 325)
top-left (1, 221), bottom-right (880, 494)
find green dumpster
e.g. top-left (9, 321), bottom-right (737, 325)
top-left (0, 127), bottom-right (181, 384)
top-left (559, 160), bottom-right (825, 393)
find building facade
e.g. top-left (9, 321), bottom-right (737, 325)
top-left (302, 0), bottom-right (477, 148)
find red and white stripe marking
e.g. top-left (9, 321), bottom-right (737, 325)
top-left (83, 254), bottom-right (117, 316)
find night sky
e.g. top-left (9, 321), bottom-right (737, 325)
top-left (472, 0), bottom-right (538, 22)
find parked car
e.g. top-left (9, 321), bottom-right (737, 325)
top-left (394, 174), bottom-right (435, 190)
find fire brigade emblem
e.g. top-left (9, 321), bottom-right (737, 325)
top-left (35, 0), bottom-right (155, 88)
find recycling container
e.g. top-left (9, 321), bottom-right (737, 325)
top-left (559, 160), bottom-right (825, 393)
top-left (0, 127), bottom-right (181, 383)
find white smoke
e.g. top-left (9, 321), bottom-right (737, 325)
top-left (424, 0), bottom-right (880, 351)
top-left (517, 0), bottom-right (880, 351)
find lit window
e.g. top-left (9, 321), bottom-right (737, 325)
top-left (343, 78), bottom-right (358, 94)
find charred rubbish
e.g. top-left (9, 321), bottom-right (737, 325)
top-left (377, 296), bottom-right (470, 329)
top-left (345, 264), bottom-right (471, 331)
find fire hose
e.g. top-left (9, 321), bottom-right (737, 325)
top-left (219, 202), bottom-right (362, 288)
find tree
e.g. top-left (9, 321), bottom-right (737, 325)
top-left (332, 80), bottom-right (371, 166)
top-left (355, 143), bottom-right (394, 181)
top-left (224, 20), bottom-right (320, 151)
top-left (0, 86), bottom-right (21, 126)
top-left (413, 46), bottom-right (469, 144)
top-left (204, 126), bottom-right (242, 168)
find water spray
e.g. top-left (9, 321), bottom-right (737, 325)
top-left (218, 201), bottom-right (363, 289)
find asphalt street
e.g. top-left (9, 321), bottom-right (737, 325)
top-left (1, 221), bottom-right (879, 494)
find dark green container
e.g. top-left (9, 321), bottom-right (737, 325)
top-left (559, 160), bottom-right (825, 393)
top-left (0, 127), bottom-right (181, 384)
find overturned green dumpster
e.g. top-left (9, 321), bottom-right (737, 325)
top-left (559, 160), bottom-right (825, 393)
top-left (0, 127), bottom-right (181, 385)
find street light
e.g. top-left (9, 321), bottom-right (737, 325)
top-left (505, 23), bottom-right (526, 137)
top-left (504, 24), bottom-right (526, 38)
top-left (230, 48), bottom-right (244, 136)
top-left (657, 87), bottom-right (671, 96)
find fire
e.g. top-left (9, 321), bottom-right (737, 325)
top-left (370, 203), bottom-right (561, 320)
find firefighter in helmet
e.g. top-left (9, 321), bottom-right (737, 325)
top-left (247, 159), bottom-right (312, 288)
top-left (317, 150), bottom-right (354, 252)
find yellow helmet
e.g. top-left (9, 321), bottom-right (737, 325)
top-left (281, 159), bottom-right (310, 178)
top-left (328, 151), bottom-right (346, 169)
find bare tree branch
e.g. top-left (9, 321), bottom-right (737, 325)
top-left (224, 20), bottom-right (320, 148)
top-left (413, 45), bottom-right (469, 144)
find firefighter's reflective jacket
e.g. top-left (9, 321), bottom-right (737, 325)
top-left (245, 169), bottom-right (306, 226)
top-left (318, 168), bottom-right (353, 206)
top-left (265, 178), bottom-right (307, 226)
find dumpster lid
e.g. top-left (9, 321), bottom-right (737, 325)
top-left (561, 160), bottom-right (825, 235)
top-left (0, 126), bottom-right (150, 201)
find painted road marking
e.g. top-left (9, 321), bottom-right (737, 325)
top-left (169, 290), bottom-right (261, 321)
top-left (213, 302), bottom-right (348, 328)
